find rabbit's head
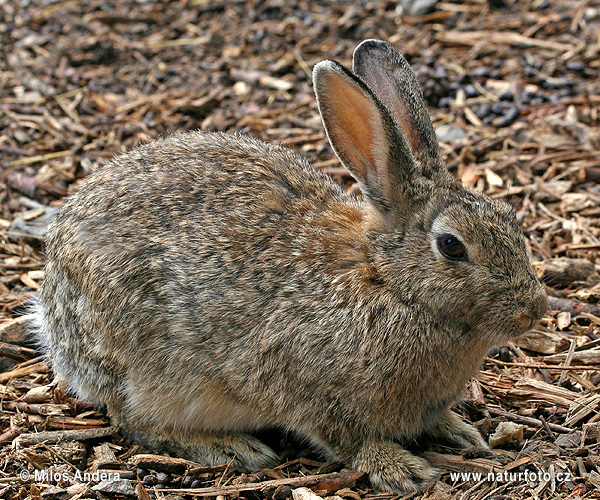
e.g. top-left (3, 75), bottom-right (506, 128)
top-left (313, 40), bottom-right (547, 344)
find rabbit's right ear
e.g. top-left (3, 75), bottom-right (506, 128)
top-left (313, 60), bottom-right (416, 214)
top-left (352, 40), bottom-right (442, 170)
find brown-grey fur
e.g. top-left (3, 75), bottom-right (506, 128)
top-left (32, 40), bottom-right (547, 494)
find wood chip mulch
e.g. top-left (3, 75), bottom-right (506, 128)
top-left (1, 0), bottom-right (599, 499)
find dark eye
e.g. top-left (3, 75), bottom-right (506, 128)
top-left (436, 234), bottom-right (468, 262)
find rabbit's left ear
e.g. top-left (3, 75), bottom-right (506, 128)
top-left (313, 60), bottom-right (417, 215)
top-left (352, 39), bottom-right (442, 170)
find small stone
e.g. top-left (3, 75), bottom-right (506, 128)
top-left (181, 475), bottom-right (194, 488)
top-left (156, 472), bottom-right (170, 484)
top-left (521, 91), bottom-right (535, 103)
top-left (398, 0), bottom-right (439, 16)
top-left (490, 101), bottom-right (508, 114)
top-left (584, 7), bottom-right (599, 20)
top-left (499, 91), bottom-right (514, 101)
top-left (565, 61), bottom-right (585, 73)
top-left (489, 422), bottom-right (524, 448)
top-left (435, 124), bottom-right (467, 142)
top-left (233, 81), bottom-right (249, 96)
top-left (136, 467), bottom-right (149, 478)
top-left (91, 479), bottom-right (136, 496)
top-left (463, 84), bottom-right (478, 97)
top-left (438, 96), bottom-right (453, 108)
top-left (143, 475), bottom-right (157, 486)
top-left (493, 106), bottom-right (520, 127)
top-left (472, 67), bottom-right (491, 78)
top-left (434, 65), bottom-right (447, 78)
top-left (473, 103), bottom-right (491, 120)
top-left (191, 480), bottom-right (202, 488)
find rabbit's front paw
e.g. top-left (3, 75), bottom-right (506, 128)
top-left (191, 432), bottom-right (280, 471)
top-left (352, 440), bottom-right (438, 494)
top-left (427, 409), bottom-right (488, 450)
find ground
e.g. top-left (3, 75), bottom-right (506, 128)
top-left (0, 0), bottom-right (599, 499)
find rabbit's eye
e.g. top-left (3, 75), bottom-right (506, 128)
top-left (437, 234), bottom-right (468, 262)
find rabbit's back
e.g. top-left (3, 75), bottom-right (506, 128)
top-left (35, 131), bottom-right (368, 428)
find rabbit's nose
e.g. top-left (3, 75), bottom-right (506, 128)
top-left (531, 287), bottom-right (549, 321)
top-left (515, 311), bottom-right (536, 331)
top-left (515, 290), bottom-right (549, 331)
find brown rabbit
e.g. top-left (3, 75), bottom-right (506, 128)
top-left (32, 40), bottom-right (547, 494)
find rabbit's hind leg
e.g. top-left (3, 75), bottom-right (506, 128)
top-left (117, 417), bottom-right (280, 471)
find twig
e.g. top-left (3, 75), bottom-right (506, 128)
top-left (14, 426), bottom-right (119, 446)
top-left (538, 415), bottom-right (556, 442)
top-left (488, 408), bottom-right (573, 434)
top-left (486, 358), bottom-right (600, 371)
top-left (162, 471), bottom-right (366, 496)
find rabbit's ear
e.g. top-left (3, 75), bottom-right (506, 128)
top-left (352, 39), bottom-right (442, 169)
top-left (313, 60), bottom-right (416, 214)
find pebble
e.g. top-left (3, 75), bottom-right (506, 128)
top-left (584, 7), bottom-right (599, 20)
top-left (182, 475), bottom-right (195, 488)
top-left (156, 472), bottom-right (170, 484)
top-left (191, 480), bottom-right (203, 488)
top-left (438, 96), bottom-right (453, 108)
top-left (143, 474), bottom-right (157, 486)
top-left (565, 61), bottom-right (585, 73)
top-left (463, 84), bottom-right (478, 98)
top-left (435, 123), bottom-right (467, 142)
top-left (493, 106), bottom-right (520, 128)
top-left (399, 0), bottom-right (439, 16)
top-left (473, 103), bottom-right (491, 120)
top-left (472, 67), bottom-right (491, 78)
top-left (490, 101), bottom-right (508, 115)
top-left (92, 479), bottom-right (136, 497)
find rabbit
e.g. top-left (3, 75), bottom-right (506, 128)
top-left (31, 39), bottom-right (548, 494)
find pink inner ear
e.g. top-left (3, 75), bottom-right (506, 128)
top-left (323, 74), bottom-right (388, 181)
